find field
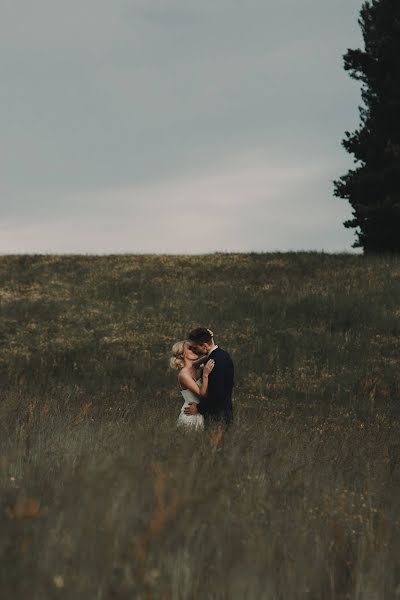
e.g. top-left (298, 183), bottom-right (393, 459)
top-left (1, 252), bottom-right (400, 599)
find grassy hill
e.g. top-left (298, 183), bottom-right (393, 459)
top-left (1, 252), bottom-right (400, 598)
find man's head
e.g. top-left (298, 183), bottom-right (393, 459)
top-left (187, 327), bottom-right (215, 356)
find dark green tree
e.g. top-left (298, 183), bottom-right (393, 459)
top-left (333, 0), bottom-right (400, 253)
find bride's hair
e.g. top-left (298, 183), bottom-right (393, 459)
top-left (169, 340), bottom-right (186, 370)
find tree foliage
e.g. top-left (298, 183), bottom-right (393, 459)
top-left (333, 0), bottom-right (400, 253)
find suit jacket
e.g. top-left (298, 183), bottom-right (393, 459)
top-left (197, 347), bottom-right (234, 425)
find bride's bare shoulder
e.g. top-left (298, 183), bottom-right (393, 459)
top-left (178, 367), bottom-right (189, 381)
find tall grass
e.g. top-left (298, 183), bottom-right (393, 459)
top-left (1, 252), bottom-right (400, 598)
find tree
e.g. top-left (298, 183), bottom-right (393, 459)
top-left (333, 0), bottom-right (400, 253)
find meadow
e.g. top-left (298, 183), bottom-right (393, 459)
top-left (1, 252), bottom-right (400, 599)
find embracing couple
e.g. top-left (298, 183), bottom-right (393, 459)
top-left (170, 327), bottom-right (234, 433)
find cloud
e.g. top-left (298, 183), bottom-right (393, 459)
top-left (0, 151), bottom-right (356, 253)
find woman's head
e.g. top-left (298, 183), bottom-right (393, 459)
top-left (169, 340), bottom-right (198, 370)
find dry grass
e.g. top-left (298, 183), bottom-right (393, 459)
top-left (0, 252), bottom-right (400, 598)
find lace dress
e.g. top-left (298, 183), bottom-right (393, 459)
top-left (177, 377), bottom-right (205, 430)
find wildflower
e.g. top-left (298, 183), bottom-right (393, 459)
top-left (53, 575), bottom-right (64, 588)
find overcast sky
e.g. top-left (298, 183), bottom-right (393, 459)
top-left (1, 0), bottom-right (365, 254)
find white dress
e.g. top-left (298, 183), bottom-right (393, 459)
top-left (177, 377), bottom-right (205, 431)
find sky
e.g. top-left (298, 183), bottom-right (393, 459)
top-left (0, 0), bottom-right (365, 254)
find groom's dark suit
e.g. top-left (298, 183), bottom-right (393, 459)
top-left (197, 347), bottom-right (234, 426)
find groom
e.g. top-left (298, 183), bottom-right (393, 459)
top-left (184, 327), bottom-right (234, 428)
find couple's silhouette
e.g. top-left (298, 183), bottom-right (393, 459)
top-left (170, 327), bottom-right (234, 435)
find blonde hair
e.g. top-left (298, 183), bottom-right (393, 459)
top-left (169, 340), bottom-right (186, 370)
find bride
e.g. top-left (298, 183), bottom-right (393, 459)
top-left (170, 340), bottom-right (215, 430)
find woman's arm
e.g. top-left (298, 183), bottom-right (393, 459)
top-left (197, 373), bottom-right (209, 398)
top-left (178, 360), bottom-right (215, 399)
top-left (178, 371), bottom-right (202, 396)
top-left (197, 360), bottom-right (215, 398)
